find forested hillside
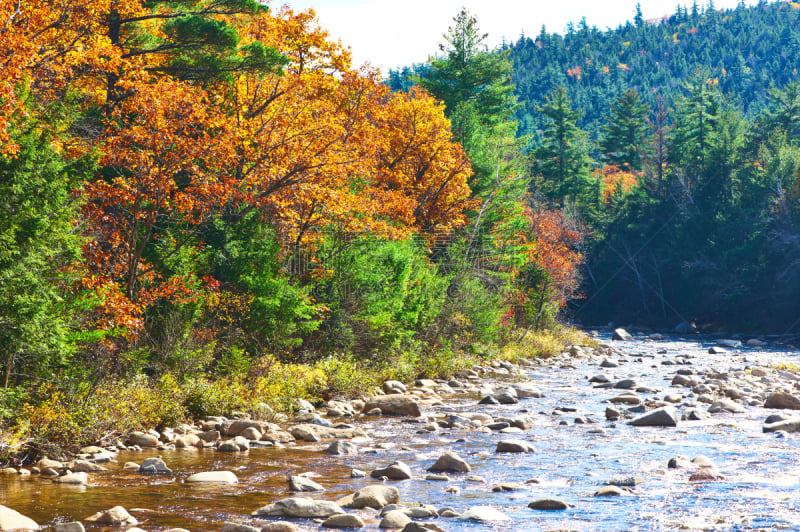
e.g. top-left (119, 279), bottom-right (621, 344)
top-left (390, 0), bottom-right (800, 333)
top-left (509, 0), bottom-right (800, 140)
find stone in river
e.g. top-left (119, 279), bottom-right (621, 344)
top-left (261, 523), bottom-right (297, 532)
top-left (612, 328), bottom-right (633, 341)
top-left (85, 506), bottom-right (138, 526)
top-left (54, 472), bottom-right (89, 485)
top-left (594, 486), bottom-right (625, 497)
top-left (605, 406), bottom-right (621, 420)
top-left (628, 406), bottom-right (678, 427)
top-left (495, 439), bottom-right (534, 453)
top-left (53, 523), bottom-right (84, 532)
top-left (362, 395), bottom-right (421, 417)
top-left (613, 379), bottom-right (638, 390)
top-left (127, 431), bottom-right (159, 447)
top-left (528, 498), bottom-right (572, 510)
top-left (220, 523), bottom-right (260, 532)
top-left (289, 475), bottom-right (324, 492)
top-left (708, 399), bottom-right (745, 414)
top-left (708, 347), bottom-right (728, 354)
top-left (609, 392), bottom-right (643, 405)
top-left (604, 475), bottom-right (644, 487)
top-left (478, 395), bottom-right (500, 405)
top-left (370, 461), bottom-right (412, 480)
top-left (252, 497), bottom-right (345, 518)
top-left (321, 514), bottom-right (365, 528)
top-left (764, 392), bottom-right (800, 410)
top-left (379, 509), bottom-right (411, 529)
top-left (139, 457), bottom-right (172, 475)
top-left (326, 440), bottom-right (358, 456)
top-left (458, 506), bottom-right (512, 522)
top-left (427, 452), bottom-right (471, 473)
top-left (185, 471), bottom-right (238, 484)
top-left (600, 358), bottom-right (620, 368)
top-left (689, 469), bottom-right (725, 482)
top-left (493, 391), bottom-right (519, 404)
top-left (0, 505), bottom-right (38, 531)
top-left (763, 418), bottom-right (800, 433)
top-left (511, 383), bottom-right (544, 398)
top-left (340, 485), bottom-right (400, 509)
top-left (589, 374), bottom-right (611, 383)
top-left (68, 460), bottom-right (107, 473)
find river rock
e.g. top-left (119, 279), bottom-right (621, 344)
top-left (321, 513), bottom-right (365, 528)
top-left (68, 460), bottom-right (107, 473)
top-left (718, 339), bottom-right (742, 348)
top-left (612, 328), bottom-right (633, 341)
top-left (689, 469), bottom-right (726, 482)
top-left (589, 374), bottom-right (611, 383)
top-left (290, 424), bottom-right (366, 442)
top-left (54, 472), bottom-right (89, 485)
top-left (604, 475), bottom-right (644, 487)
top-left (763, 418), bottom-right (800, 433)
top-left (140, 457), bottom-right (172, 475)
top-left (708, 347), bottom-right (728, 354)
top-left (326, 440), bottom-right (359, 455)
top-left (175, 434), bottom-right (201, 448)
top-left (220, 522), bottom-right (260, 532)
top-left (383, 380), bottom-right (407, 394)
top-left (478, 395), bottom-right (500, 405)
top-left (764, 392), bottom-right (800, 410)
top-left (708, 399), bottom-right (745, 414)
top-left (362, 395), bottom-right (421, 417)
top-left (85, 506), bottom-right (138, 526)
top-left (53, 522), bottom-right (84, 532)
top-left (289, 475), bottom-right (325, 492)
top-left (613, 378), bottom-right (638, 389)
top-left (185, 471), bottom-right (238, 484)
top-left (37, 457), bottom-right (64, 470)
top-left (380, 509), bottom-right (411, 529)
top-left (0, 505), bottom-right (38, 531)
top-left (261, 523), bottom-right (297, 532)
top-left (594, 486), bottom-right (625, 496)
top-left (628, 406), bottom-right (678, 427)
top-left (128, 431), bottom-right (159, 447)
top-left (370, 461), bottom-right (412, 480)
top-left (427, 452), bottom-right (470, 473)
top-left (674, 321), bottom-right (697, 333)
top-left (458, 506), bottom-right (512, 522)
top-left (341, 485), bottom-right (400, 509)
top-left (253, 497), bottom-right (345, 518)
top-left (609, 392), bottom-right (642, 405)
top-left (528, 498), bottom-right (572, 510)
top-left (217, 440), bottom-right (242, 452)
top-left (511, 383), bottom-right (544, 398)
top-left (495, 439), bottom-right (534, 453)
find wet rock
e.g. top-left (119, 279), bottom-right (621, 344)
top-left (511, 383), bottom-right (544, 398)
top-left (605, 406), bottom-right (621, 420)
top-left (252, 497), bottom-right (345, 518)
top-left (528, 498), bottom-right (572, 510)
top-left (495, 439), bottom-right (534, 453)
top-left (764, 392), bottom-right (800, 410)
top-left (630, 406), bottom-right (678, 427)
top-left (37, 457), bottom-right (64, 470)
top-left (600, 358), bottom-right (620, 368)
top-left (763, 417), bottom-right (800, 433)
top-left (175, 434), bottom-right (201, 448)
top-left (53, 522), bottom-right (84, 532)
top-left (613, 379), bottom-right (638, 390)
top-left (689, 469), bottom-right (725, 482)
top-left (718, 339), bottom-right (742, 348)
top-left (403, 506), bottom-right (438, 518)
top-left (594, 486), bottom-right (625, 497)
top-left (604, 475), bottom-right (644, 487)
top-left (289, 475), bottom-right (324, 492)
top-left (67, 460), bottom-right (107, 473)
top-left (486, 422), bottom-right (510, 431)
top-left (609, 392), bottom-right (642, 405)
top-left (379, 510), bottom-right (411, 529)
top-left (350, 469), bottom-right (367, 478)
top-left (220, 522), bottom-right (260, 532)
top-left (290, 424), bottom-right (366, 442)
top-left (140, 457), bottom-right (172, 475)
top-left (589, 374), bottom-right (611, 384)
top-left (465, 474), bottom-right (487, 483)
top-left (668, 455), bottom-right (693, 469)
top-left (478, 395), bottom-right (500, 405)
top-left (85, 506), bottom-right (138, 526)
top-left (128, 431), bottom-right (159, 447)
top-left (458, 506), bottom-right (511, 522)
top-left (427, 452), bottom-right (470, 473)
top-left (362, 395), bottom-right (421, 417)
top-left (708, 399), bottom-right (745, 414)
top-left (371, 461), bottom-right (412, 480)
top-left (185, 471), bottom-right (238, 484)
top-left (674, 321), bottom-right (697, 333)
top-left (0, 505), bottom-right (38, 531)
top-left (425, 474), bottom-right (450, 481)
top-left (613, 328), bottom-right (633, 341)
top-left (383, 380), bottom-right (408, 394)
top-left (261, 523), bottom-right (297, 532)
top-left (341, 485), bottom-right (400, 509)
top-left (218, 440), bottom-right (242, 452)
top-left (491, 482), bottom-right (523, 491)
top-left (683, 408), bottom-right (710, 421)
top-left (321, 514), bottom-right (365, 529)
top-left (323, 438), bottom-right (358, 456)
top-left (493, 391), bottom-right (519, 405)
top-left (708, 347), bottom-right (728, 354)
top-left (54, 472), bottom-right (89, 485)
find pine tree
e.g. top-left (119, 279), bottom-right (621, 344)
top-left (600, 89), bottom-right (652, 171)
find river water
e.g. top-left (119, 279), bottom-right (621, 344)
top-left (2, 332), bottom-right (800, 531)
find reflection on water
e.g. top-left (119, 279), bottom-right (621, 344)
top-left (2, 334), bottom-right (800, 530)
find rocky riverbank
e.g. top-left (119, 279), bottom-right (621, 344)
top-left (3, 330), bottom-right (800, 531)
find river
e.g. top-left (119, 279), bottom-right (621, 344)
top-left (2, 331), bottom-right (800, 531)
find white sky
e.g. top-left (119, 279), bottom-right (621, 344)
top-left (276, 0), bottom-right (765, 73)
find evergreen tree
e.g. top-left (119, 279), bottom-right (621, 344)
top-left (600, 89), bottom-right (652, 171)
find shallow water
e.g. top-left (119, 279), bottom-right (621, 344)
top-left (2, 333), bottom-right (800, 531)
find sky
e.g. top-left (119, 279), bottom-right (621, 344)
top-left (277, 0), bottom-right (764, 73)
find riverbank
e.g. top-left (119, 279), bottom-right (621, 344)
top-left (3, 330), bottom-right (800, 531)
